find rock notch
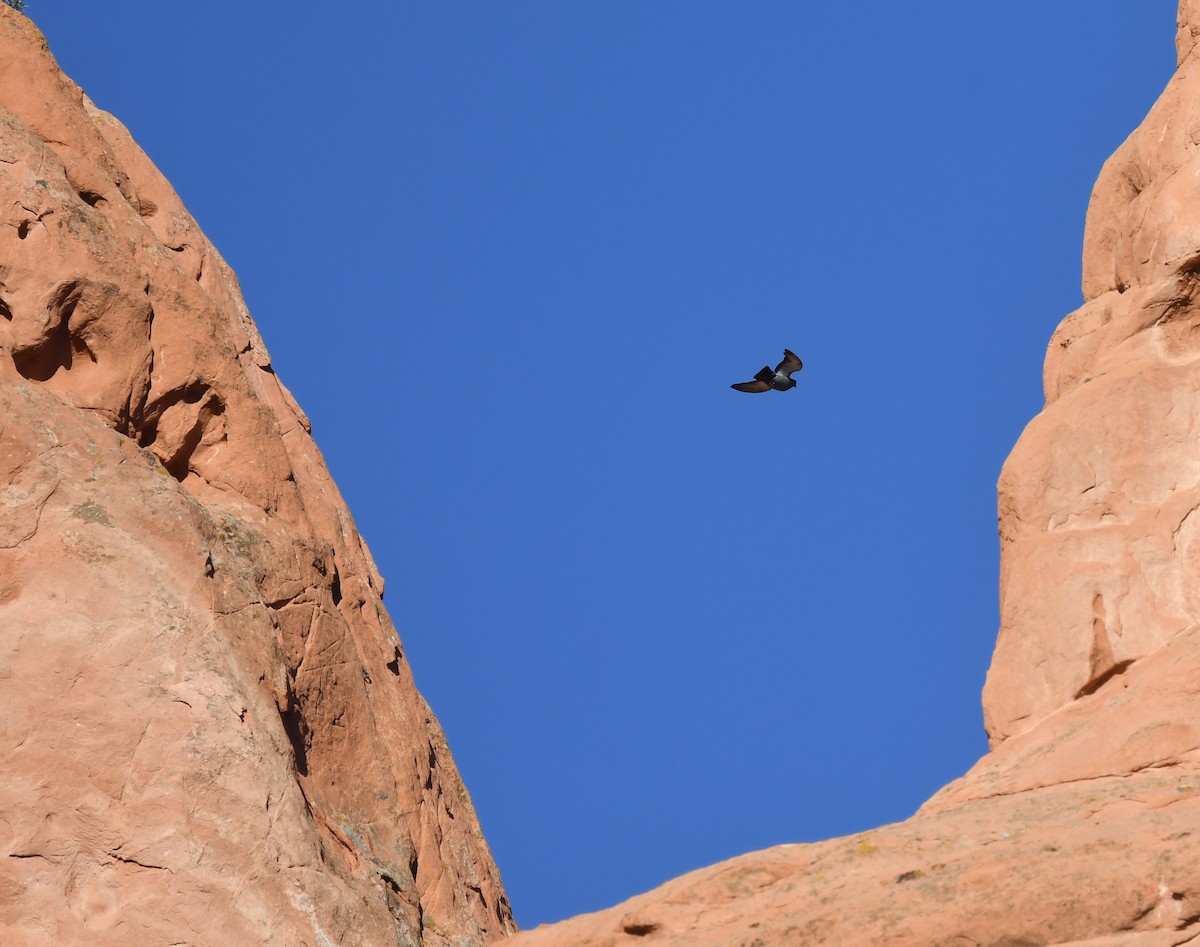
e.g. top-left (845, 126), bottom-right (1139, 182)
top-left (0, 9), bottom-right (513, 945)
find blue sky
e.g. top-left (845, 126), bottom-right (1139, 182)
top-left (32, 1), bottom-right (1177, 929)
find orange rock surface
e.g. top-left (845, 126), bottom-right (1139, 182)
top-left (0, 9), bottom-right (512, 945)
top-left (983, 0), bottom-right (1200, 746)
top-left (8, 0), bottom-right (1200, 941)
top-left (506, 2), bottom-right (1200, 944)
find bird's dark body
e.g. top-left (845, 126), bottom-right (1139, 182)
top-left (753, 365), bottom-right (795, 391)
top-left (732, 350), bottom-right (803, 393)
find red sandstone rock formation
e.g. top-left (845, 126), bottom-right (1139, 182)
top-left (504, 3), bottom-right (1200, 945)
top-left (983, 0), bottom-right (1200, 748)
top-left (9, 0), bottom-right (1200, 940)
top-left (0, 9), bottom-right (512, 945)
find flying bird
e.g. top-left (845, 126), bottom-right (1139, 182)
top-left (731, 349), bottom-right (804, 393)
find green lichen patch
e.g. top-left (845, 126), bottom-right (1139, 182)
top-left (71, 499), bottom-right (114, 527)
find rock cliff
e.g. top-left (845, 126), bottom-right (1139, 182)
top-left (9, 1), bottom-right (1200, 942)
top-left (505, 3), bottom-right (1200, 945)
top-left (0, 9), bottom-right (513, 946)
top-left (981, 0), bottom-right (1200, 748)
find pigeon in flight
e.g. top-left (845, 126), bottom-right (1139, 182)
top-left (731, 349), bottom-right (804, 393)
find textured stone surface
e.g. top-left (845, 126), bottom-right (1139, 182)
top-left (985, 0), bottom-right (1200, 746)
top-left (0, 8), bottom-right (512, 946)
top-left (504, 3), bottom-right (1200, 945)
top-left (506, 631), bottom-right (1200, 946)
top-left (508, 780), bottom-right (1200, 947)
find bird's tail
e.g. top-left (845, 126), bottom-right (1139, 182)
top-left (753, 366), bottom-right (774, 383)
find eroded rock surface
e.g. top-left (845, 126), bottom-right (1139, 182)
top-left (508, 632), bottom-right (1200, 945)
top-left (0, 9), bottom-right (512, 945)
top-left (984, 0), bottom-right (1200, 746)
top-left (504, 3), bottom-right (1200, 945)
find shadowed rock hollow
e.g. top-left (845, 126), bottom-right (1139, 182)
top-left (0, 9), bottom-right (512, 946)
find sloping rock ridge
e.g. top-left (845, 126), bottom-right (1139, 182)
top-left (0, 9), bottom-right (513, 946)
top-left (504, 3), bottom-right (1200, 945)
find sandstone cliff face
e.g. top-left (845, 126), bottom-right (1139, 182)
top-left (0, 9), bottom-right (513, 946)
top-left (982, 0), bottom-right (1200, 746)
top-left (503, 3), bottom-right (1200, 945)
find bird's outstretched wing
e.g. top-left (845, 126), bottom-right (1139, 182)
top-left (776, 349), bottom-right (803, 376)
top-left (731, 365), bottom-right (774, 392)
